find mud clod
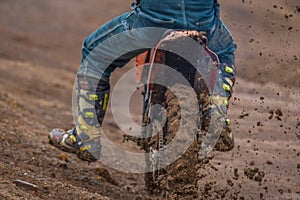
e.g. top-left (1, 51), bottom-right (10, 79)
top-left (233, 168), bottom-right (239, 180)
top-left (269, 110), bottom-right (274, 119)
top-left (244, 168), bottom-right (265, 182)
top-left (269, 109), bottom-right (283, 121)
top-left (239, 113), bottom-right (249, 119)
top-left (257, 121), bottom-right (263, 127)
top-left (275, 109), bottom-right (283, 117)
top-left (227, 179), bottom-right (234, 187)
top-left (266, 160), bottom-right (273, 165)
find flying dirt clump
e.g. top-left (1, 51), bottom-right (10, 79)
top-left (268, 109), bottom-right (283, 121)
top-left (244, 168), bottom-right (265, 182)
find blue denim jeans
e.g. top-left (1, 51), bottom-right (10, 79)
top-left (78, 0), bottom-right (237, 79)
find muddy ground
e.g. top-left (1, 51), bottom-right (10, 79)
top-left (0, 0), bottom-right (299, 199)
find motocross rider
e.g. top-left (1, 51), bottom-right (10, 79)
top-left (49, 0), bottom-right (236, 162)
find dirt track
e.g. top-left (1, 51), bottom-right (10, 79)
top-left (0, 0), bottom-right (299, 199)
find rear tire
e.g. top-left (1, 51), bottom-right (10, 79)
top-left (145, 84), bottom-right (201, 199)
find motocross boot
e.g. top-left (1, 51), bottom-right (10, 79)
top-left (49, 77), bottom-right (110, 162)
top-left (201, 63), bottom-right (236, 152)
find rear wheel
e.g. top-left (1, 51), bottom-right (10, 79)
top-left (144, 84), bottom-right (202, 199)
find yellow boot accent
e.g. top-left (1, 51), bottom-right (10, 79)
top-left (76, 115), bottom-right (102, 141)
top-left (225, 65), bottom-right (234, 74)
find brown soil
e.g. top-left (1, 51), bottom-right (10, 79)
top-left (0, 0), bottom-right (299, 199)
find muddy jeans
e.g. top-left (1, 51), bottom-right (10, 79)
top-left (78, 0), bottom-right (237, 79)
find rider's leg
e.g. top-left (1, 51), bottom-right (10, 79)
top-left (49, 5), bottom-right (174, 161)
top-left (202, 18), bottom-right (237, 151)
top-left (49, 77), bottom-right (110, 162)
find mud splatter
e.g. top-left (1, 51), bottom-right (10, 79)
top-left (244, 168), bottom-right (265, 182)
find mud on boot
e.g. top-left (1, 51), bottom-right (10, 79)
top-left (214, 123), bottom-right (234, 151)
top-left (201, 63), bottom-right (236, 152)
top-left (49, 128), bottom-right (99, 162)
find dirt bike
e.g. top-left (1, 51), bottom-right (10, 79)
top-left (124, 30), bottom-right (221, 199)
